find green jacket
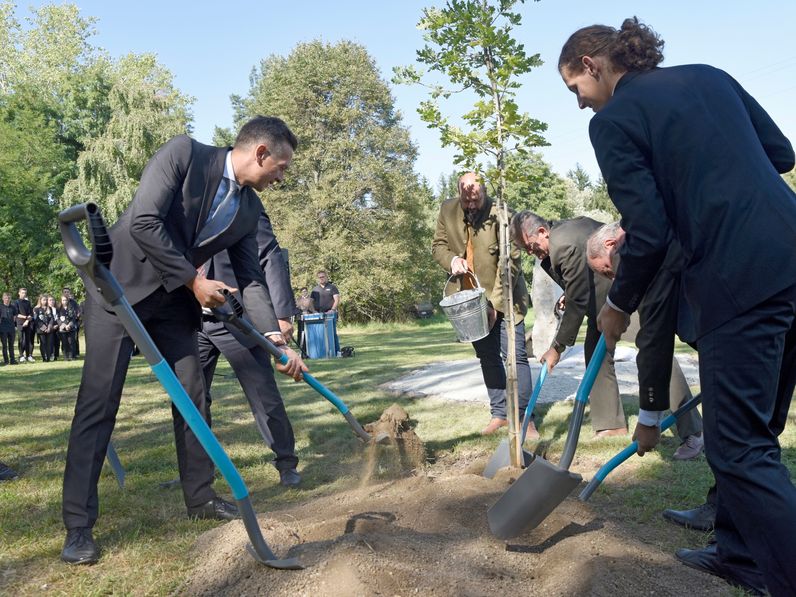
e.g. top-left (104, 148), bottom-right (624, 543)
top-left (432, 196), bottom-right (528, 318)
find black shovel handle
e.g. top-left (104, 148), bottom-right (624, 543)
top-left (58, 202), bottom-right (123, 305)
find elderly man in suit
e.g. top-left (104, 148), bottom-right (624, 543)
top-left (432, 172), bottom-right (537, 437)
top-left (198, 207), bottom-right (303, 488)
top-left (512, 212), bottom-right (626, 437)
top-left (586, 222), bottom-right (703, 459)
top-left (60, 116), bottom-right (306, 565)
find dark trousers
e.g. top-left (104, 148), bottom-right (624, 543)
top-left (62, 289), bottom-right (216, 530)
top-left (59, 330), bottom-right (77, 360)
top-left (197, 324), bottom-right (298, 472)
top-left (700, 281), bottom-right (796, 597)
top-left (37, 333), bottom-right (53, 361)
top-left (0, 330), bottom-right (15, 363)
top-left (472, 315), bottom-right (533, 420)
top-left (17, 326), bottom-right (33, 358)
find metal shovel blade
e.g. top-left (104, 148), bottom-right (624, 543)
top-left (483, 439), bottom-right (534, 479)
top-left (487, 455), bottom-right (582, 539)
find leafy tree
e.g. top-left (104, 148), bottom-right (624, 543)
top-left (436, 171), bottom-right (460, 203)
top-left (566, 163), bottom-right (591, 192)
top-left (229, 40), bottom-right (437, 321)
top-left (587, 176), bottom-right (620, 220)
top-left (0, 87), bottom-right (67, 291)
top-left (61, 53), bottom-right (193, 223)
top-left (394, 0), bottom-right (545, 466)
top-left (504, 152), bottom-right (571, 220)
top-left (784, 168), bottom-right (796, 193)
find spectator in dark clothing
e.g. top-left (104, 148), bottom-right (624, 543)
top-left (310, 270), bottom-right (340, 354)
top-left (15, 287), bottom-right (34, 362)
top-left (0, 292), bottom-right (18, 365)
top-left (46, 295), bottom-right (60, 360)
top-left (62, 287), bottom-right (81, 357)
top-left (57, 295), bottom-right (79, 361)
top-left (34, 295), bottom-right (55, 362)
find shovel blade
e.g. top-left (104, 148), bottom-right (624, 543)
top-left (483, 439), bottom-right (534, 479)
top-left (487, 456), bottom-right (582, 539)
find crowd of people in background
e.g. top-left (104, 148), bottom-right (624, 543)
top-left (0, 287), bottom-right (82, 365)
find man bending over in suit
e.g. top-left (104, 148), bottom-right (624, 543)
top-left (60, 116), bottom-right (306, 565)
top-left (512, 211), bottom-right (626, 437)
top-left (587, 222), bottom-right (704, 459)
top-left (199, 207), bottom-right (304, 488)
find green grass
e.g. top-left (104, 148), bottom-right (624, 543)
top-left (0, 313), bottom-right (793, 596)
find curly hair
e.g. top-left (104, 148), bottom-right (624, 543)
top-left (558, 17), bottom-right (664, 74)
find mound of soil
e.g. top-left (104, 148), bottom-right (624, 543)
top-left (184, 467), bottom-right (728, 596)
top-left (359, 404), bottom-right (427, 484)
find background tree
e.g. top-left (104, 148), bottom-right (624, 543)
top-left (585, 176), bottom-right (620, 220)
top-left (61, 53), bottom-right (193, 223)
top-left (566, 162), bottom-right (592, 192)
top-left (224, 40), bottom-right (437, 321)
top-left (784, 168), bottom-right (796, 193)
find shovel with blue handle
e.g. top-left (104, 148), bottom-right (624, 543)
top-left (578, 393), bottom-right (702, 501)
top-left (483, 364), bottom-right (549, 479)
top-left (488, 335), bottom-right (607, 539)
top-left (211, 290), bottom-right (386, 444)
top-left (59, 202), bottom-right (302, 570)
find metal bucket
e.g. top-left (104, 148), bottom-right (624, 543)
top-left (439, 272), bottom-right (489, 342)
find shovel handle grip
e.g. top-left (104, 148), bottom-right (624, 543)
top-left (58, 202), bottom-right (114, 269)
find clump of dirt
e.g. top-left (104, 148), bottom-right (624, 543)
top-left (183, 465), bottom-right (729, 596)
top-left (358, 404), bottom-right (427, 484)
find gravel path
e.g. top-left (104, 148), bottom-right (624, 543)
top-left (381, 346), bottom-right (699, 404)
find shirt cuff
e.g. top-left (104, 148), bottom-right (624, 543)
top-left (264, 331), bottom-right (282, 337)
top-left (605, 295), bottom-right (629, 314)
top-left (638, 409), bottom-right (666, 427)
top-left (450, 256), bottom-right (460, 271)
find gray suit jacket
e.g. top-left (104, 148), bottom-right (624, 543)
top-left (96, 135), bottom-right (277, 332)
top-left (541, 217), bottom-right (611, 347)
top-left (205, 207), bottom-right (294, 347)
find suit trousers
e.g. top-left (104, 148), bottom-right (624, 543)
top-left (700, 281), bottom-right (796, 597)
top-left (197, 324), bottom-right (298, 472)
top-left (584, 317), bottom-right (626, 432)
top-left (0, 330), bottom-right (15, 363)
top-left (62, 288), bottom-right (216, 530)
top-left (472, 315), bottom-right (534, 420)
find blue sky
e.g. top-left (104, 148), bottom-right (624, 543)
top-left (19, 1), bottom-right (796, 190)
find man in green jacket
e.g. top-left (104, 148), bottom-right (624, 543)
top-left (432, 172), bottom-right (537, 437)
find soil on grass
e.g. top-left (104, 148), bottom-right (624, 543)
top-left (184, 416), bottom-right (729, 596)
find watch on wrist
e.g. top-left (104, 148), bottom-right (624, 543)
top-left (552, 340), bottom-right (566, 354)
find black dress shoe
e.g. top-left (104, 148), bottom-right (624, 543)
top-left (662, 501), bottom-right (716, 531)
top-left (675, 544), bottom-right (766, 595)
top-left (61, 527), bottom-right (99, 565)
top-left (187, 497), bottom-right (240, 521)
top-left (0, 461), bottom-right (19, 481)
top-left (279, 468), bottom-right (302, 488)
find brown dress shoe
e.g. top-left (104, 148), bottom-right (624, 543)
top-left (594, 427), bottom-right (628, 438)
top-left (481, 418), bottom-right (508, 435)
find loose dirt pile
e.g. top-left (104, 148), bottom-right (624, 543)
top-left (184, 466), bottom-right (727, 596)
top-left (359, 404), bottom-right (427, 485)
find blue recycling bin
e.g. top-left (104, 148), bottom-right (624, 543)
top-left (303, 313), bottom-right (338, 359)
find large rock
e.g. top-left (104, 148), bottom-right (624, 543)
top-left (530, 259), bottom-right (563, 358)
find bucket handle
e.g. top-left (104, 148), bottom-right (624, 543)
top-left (442, 270), bottom-right (481, 299)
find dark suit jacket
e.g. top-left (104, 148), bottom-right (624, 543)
top-left (98, 135), bottom-right (277, 332)
top-left (541, 217), bottom-right (611, 347)
top-left (205, 206), bottom-right (294, 348)
top-left (590, 65), bottom-right (796, 338)
top-left (432, 196), bottom-right (528, 318)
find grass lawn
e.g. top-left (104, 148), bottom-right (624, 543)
top-left (0, 314), bottom-right (794, 595)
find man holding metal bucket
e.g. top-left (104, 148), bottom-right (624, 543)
top-left (432, 172), bottom-right (537, 438)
